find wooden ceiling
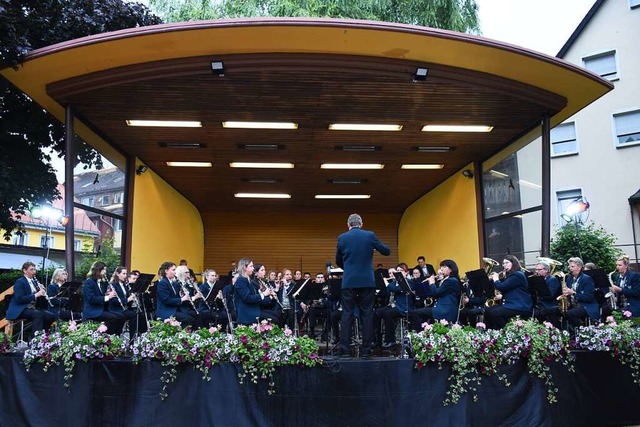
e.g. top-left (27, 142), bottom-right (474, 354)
top-left (48, 52), bottom-right (565, 213)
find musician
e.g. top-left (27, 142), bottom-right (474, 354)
top-left (156, 261), bottom-right (197, 328)
top-left (267, 270), bottom-right (278, 288)
top-left (410, 260), bottom-right (462, 329)
top-left (336, 213), bottom-right (391, 359)
top-left (6, 261), bottom-right (55, 333)
top-left (375, 267), bottom-right (416, 348)
top-left (564, 257), bottom-right (599, 330)
top-left (179, 259), bottom-right (197, 282)
top-left (276, 269), bottom-right (301, 329)
top-left (176, 265), bottom-right (207, 327)
top-left (199, 270), bottom-right (229, 329)
top-left (608, 255), bottom-right (640, 317)
top-left (414, 256), bottom-right (436, 280)
top-left (108, 266), bottom-right (148, 340)
top-left (82, 261), bottom-right (126, 334)
top-left (222, 274), bottom-right (237, 324)
top-left (534, 261), bottom-right (562, 329)
top-left (293, 270), bottom-right (303, 285)
top-left (409, 268), bottom-right (426, 308)
top-left (483, 255), bottom-right (533, 330)
top-left (234, 259), bottom-right (277, 325)
top-left (252, 264), bottom-right (281, 325)
top-left (458, 278), bottom-right (486, 327)
top-left (47, 268), bottom-right (80, 321)
top-left (302, 273), bottom-right (330, 340)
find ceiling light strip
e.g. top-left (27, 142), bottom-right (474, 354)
top-left (127, 120), bottom-right (202, 128)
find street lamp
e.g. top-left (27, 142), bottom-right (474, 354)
top-left (30, 204), bottom-right (69, 281)
top-left (560, 197), bottom-right (590, 259)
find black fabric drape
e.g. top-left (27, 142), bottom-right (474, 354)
top-left (0, 352), bottom-right (638, 427)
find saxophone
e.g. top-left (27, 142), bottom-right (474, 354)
top-left (555, 272), bottom-right (570, 316)
top-left (605, 270), bottom-right (618, 311)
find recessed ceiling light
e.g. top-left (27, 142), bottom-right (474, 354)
top-left (235, 193), bottom-right (291, 199)
top-left (320, 164), bottom-right (384, 170)
top-left (229, 162), bottom-right (294, 169)
top-left (415, 146), bottom-right (453, 153)
top-left (329, 179), bottom-right (365, 184)
top-left (166, 161), bottom-right (212, 167)
top-left (315, 195), bottom-right (371, 200)
top-left (243, 178), bottom-right (281, 184)
top-left (400, 164), bottom-right (444, 170)
top-left (159, 142), bottom-right (205, 149)
top-left (222, 121), bottom-right (298, 129)
top-left (328, 124), bottom-right (402, 131)
top-left (421, 125), bottom-right (493, 132)
top-left (239, 144), bottom-right (283, 150)
top-left (337, 145), bottom-right (381, 152)
top-left (126, 120), bottom-right (202, 128)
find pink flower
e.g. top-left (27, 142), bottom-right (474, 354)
top-left (284, 327), bottom-right (293, 336)
top-left (439, 319), bottom-right (448, 325)
top-left (68, 321), bottom-right (77, 331)
top-left (209, 327), bottom-right (218, 334)
top-left (543, 321), bottom-right (554, 328)
top-left (422, 323), bottom-right (432, 331)
top-left (515, 320), bottom-right (524, 327)
top-left (606, 316), bottom-right (615, 323)
top-left (476, 322), bottom-right (486, 329)
top-left (624, 311), bottom-right (632, 318)
top-left (452, 323), bottom-right (462, 330)
top-left (97, 323), bottom-right (108, 333)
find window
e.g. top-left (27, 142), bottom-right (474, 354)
top-left (556, 189), bottom-right (582, 226)
top-left (113, 193), bottom-right (120, 204)
top-left (40, 235), bottom-right (54, 248)
top-left (11, 233), bottom-right (28, 246)
top-left (551, 122), bottom-right (578, 156)
top-left (613, 110), bottom-right (640, 147)
top-left (113, 219), bottom-right (122, 231)
top-left (101, 195), bottom-right (110, 206)
top-left (80, 197), bottom-right (94, 207)
top-left (583, 51), bottom-right (618, 81)
top-left (74, 239), bottom-right (82, 251)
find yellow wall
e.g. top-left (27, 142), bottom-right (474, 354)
top-left (1, 227), bottom-right (95, 250)
top-left (398, 164), bottom-right (480, 275)
top-left (130, 159), bottom-right (204, 277)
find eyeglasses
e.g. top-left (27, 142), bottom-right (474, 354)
top-left (535, 268), bottom-right (545, 271)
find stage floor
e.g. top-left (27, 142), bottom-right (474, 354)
top-left (1, 351), bottom-right (638, 427)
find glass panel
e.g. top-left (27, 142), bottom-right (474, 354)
top-left (556, 189), bottom-right (582, 226)
top-left (584, 52), bottom-right (617, 80)
top-left (615, 110), bottom-right (640, 146)
top-left (485, 209), bottom-right (542, 271)
top-left (483, 138), bottom-right (542, 219)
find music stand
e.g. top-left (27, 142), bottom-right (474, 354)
top-left (465, 269), bottom-right (491, 299)
top-left (527, 275), bottom-right (548, 309)
top-left (392, 272), bottom-right (414, 359)
top-left (584, 268), bottom-right (609, 289)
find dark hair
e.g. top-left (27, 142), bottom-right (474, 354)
top-left (158, 261), bottom-right (176, 277)
top-left (440, 259), bottom-right (460, 281)
top-left (504, 255), bottom-right (522, 274)
top-left (21, 261), bottom-right (36, 272)
top-left (130, 270), bottom-right (140, 276)
top-left (110, 266), bottom-right (127, 283)
top-left (417, 256), bottom-right (425, 262)
top-left (396, 263), bottom-right (408, 272)
top-left (88, 261), bottom-right (107, 280)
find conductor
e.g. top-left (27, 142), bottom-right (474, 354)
top-left (336, 213), bottom-right (390, 358)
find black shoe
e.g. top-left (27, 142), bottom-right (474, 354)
top-left (382, 341), bottom-right (396, 348)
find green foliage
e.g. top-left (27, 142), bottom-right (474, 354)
top-left (0, 0), bottom-right (162, 239)
top-left (74, 234), bottom-right (122, 280)
top-left (149, 0), bottom-right (481, 33)
top-left (550, 222), bottom-right (623, 272)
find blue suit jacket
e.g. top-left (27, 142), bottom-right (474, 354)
top-left (387, 279), bottom-right (416, 314)
top-left (336, 227), bottom-right (390, 289)
top-left (566, 272), bottom-right (599, 320)
top-left (47, 282), bottom-right (69, 317)
top-left (234, 276), bottom-right (270, 325)
top-left (6, 276), bottom-right (38, 320)
top-left (156, 277), bottom-right (183, 320)
top-left (82, 277), bottom-right (108, 319)
top-left (107, 282), bottom-right (130, 314)
top-left (619, 270), bottom-right (640, 317)
top-left (539, 275), bottom-right (561, 310)
top-left (418, 277), bottom-right (461, 322)
top-left (495, 271), bottom-right (533, 313)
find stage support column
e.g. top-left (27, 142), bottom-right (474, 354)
top-left (64, 106), bottom-right (75, 279)
top-left (541, 115), bottom-right (551, 258)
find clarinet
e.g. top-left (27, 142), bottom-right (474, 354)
top-left (179, 281), bottom-right (199, 314)
top-left (220, 290), bottom-right (234, 333)
top-left (34, 278), bottom-right (54, 308)
top-left (108, 282), bottom-right (127, 311)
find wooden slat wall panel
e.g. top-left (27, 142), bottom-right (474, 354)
top-left (203, 212), bottom-right (400, 274)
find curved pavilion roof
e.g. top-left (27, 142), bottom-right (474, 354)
top-left (1, 18), bottom-right (612, 213)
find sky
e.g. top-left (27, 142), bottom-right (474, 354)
top-left (52, 0), bottom-right (597, 181)
top-left (476, 0), bottom-right (596, 56)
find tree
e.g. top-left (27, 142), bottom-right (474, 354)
top-left (550, 222), bottom-right (623, 273)
top-left (0, 0), bottom-right (162, 239)
top-left (74, 233), bottom-right (121, 281)
top-left (148, 0), bottom-right (480, 33)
